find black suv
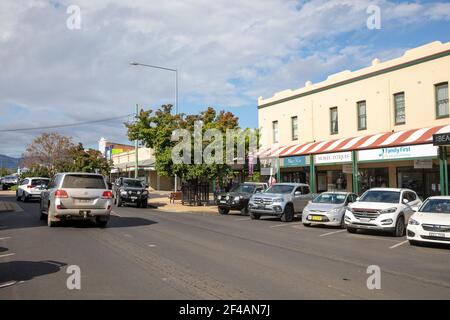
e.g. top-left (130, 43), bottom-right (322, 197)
top-left (113, 177), bottom-right (149, 208)
top-left (216, 182), bottom-right (268, 215)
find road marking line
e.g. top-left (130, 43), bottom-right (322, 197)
top-left (0, 237), bottom-right (11, 240)
top-left (0, 253), bottom-right (15, 259)
top-left (111, 211), bottom-right (121, 217)
top-left (320, 229), bottom-right (347, 237)
top-left (270, 222), bottom-right (303, 228)
top-left (235, 218), bottom-right (251, 221)
top-left (0, 281), bottom-right (17, 288)
top-left (148, 244), bottom-right (157, 247)
top-left (389, 240), bottom-right (409, 249)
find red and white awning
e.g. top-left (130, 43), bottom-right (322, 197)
top-left (258, 124), bottom-right (450, 158)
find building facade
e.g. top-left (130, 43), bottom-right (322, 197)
top-left (257, 41), bottom-right (450, 198)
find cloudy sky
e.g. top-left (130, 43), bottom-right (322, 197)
top-left (0, 0), bottom-right (449, 158)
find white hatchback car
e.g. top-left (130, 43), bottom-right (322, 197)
top-left (407, 196), bottom-right (450, 246)
top-left (345, 188), bottom-right (422, 237)
top-left (16, 177), bottom-right (50, 202)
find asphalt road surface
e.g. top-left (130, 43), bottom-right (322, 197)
top-left (1, 193), bottom-right (450, 299)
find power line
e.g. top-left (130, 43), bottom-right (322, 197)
top-left (0, 114), bottom-right (134, 133)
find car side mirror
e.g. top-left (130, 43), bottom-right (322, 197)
top-left (307, 200), bottom-right (312, 204)
top-left (356, 197), bottom-right (360, 201)
top-left (411, 206), bottom-right (419, 212)
top-left (402, 198), bottom-right (409, 204)
top-left (294, 191), bottom-right (302, 196)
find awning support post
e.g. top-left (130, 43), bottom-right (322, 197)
top-left (309, 154), bottom-right (315, 193)
top-left (352, 150), bottom-right (359, 195)
top-left (439, 146), bottom-right (448, 195)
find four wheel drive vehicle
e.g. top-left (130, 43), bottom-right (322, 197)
top-left (248, 183), bottom-right (316, 222)
top-left (345, 188), bottom-right (421, 237)
top-left (302, 192), bottom-right (358, 228)
top-left (113, 177), bottom-right (149, 208)
top-left (216, 182), bottom-right (268, 215)
top-left (407, 196), bottom-right (450, 246)
top-left (1, 174), bottom-right (19, 190)
top-left (16, 177), bottom-right (50, 202)
top-left (40, 173), bottom-right (113, 228)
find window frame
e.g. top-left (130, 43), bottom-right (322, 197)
top-left (330, 107), bottom-right (338, 135)
top-left (435, 82), bottom-right (449, 119)
top-left (393, 92), bottom-right (406, 125)
top-left (291, 116), bottom-right (298, 141)
top-left (356, 100), bottom-right (367, 131)
top-left (272, 120), bottom-right (279, 144)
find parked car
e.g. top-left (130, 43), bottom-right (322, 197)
top-left (113, 177), bottom-right (149, 208)
top-left (40, 172), bottom-right (113, 227)
top-left (1, 174), bottom-right (19, 190)
top-left (302, 192), bottom-right (358, 228)
top-left (407, 196), bottom-right (450, 246)
top-left (345, 188), bottom-right (421, 237)
top-left (16, 177), bottom-right (50, 202)
top-left (216, 182), bottom-right (268, 215)
top-left (248, 183), bottom-right (316, 222)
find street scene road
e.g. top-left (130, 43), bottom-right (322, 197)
top-left (1, 191), bottom-right (449, 300)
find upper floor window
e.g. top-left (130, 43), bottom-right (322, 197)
top-left (357, 101), bottom-right (367, 130)
top-left (394, 92), bottom-right (405, 125)
top-left (436, 82), bottom-right (449, 118)
top-left (330, 107), bottom-right (338, 134)
top-left (272, 121), bottom-right (279, 143)
top-left (291, 116), bottom-right (298, 140)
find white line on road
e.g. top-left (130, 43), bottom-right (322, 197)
top-left (389, 240), bottom-right (409, 249)
top-left (235, 218), bottom-right (251, 221)
top-left (0, 281), bottom-right (17, 288)
top-left (148, 244), bottom-right (157, 247)
top-left (0, 253), bottom-right (15, 259)
top-left (111, 211), bottom-right (121, 217)
top-left (270, 222), bottom-right (303, 228)
top-left (320, 229), bottom-right (347, 237)
top-left (0, 237), bottom-right (11, 240)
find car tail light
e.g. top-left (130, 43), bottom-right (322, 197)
top-left (102, 191), bottom-right (113, 199)
top-left (55, 189), bottom-right (68, 198)
top-left (27, 185), bottom-right (32, 189)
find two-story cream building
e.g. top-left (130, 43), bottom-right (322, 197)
top-left (258, 41), bottom-right (450, 198)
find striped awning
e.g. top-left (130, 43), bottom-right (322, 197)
top-left (258, 124), bottom-right (450, 158)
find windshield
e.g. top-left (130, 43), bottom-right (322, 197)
top-left (62, 175), bottom-right (106, 189)
top-left (265, 185), bottom-right (294, 194)
top-left (313, 193), bottom-right (346, 204)
top-left (231, 184), bottom-right (256, 193)
top-left (359, 190), bottom-right (400, 204)
top-left (123, 179), bottom-right (144, 188)
top-left (419, 199), bottom-right (450, 214)
top-left (31, 179), bottom-right (49, 186)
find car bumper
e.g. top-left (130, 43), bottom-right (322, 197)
top-left (121, 196), bottom-right (147, 202)
top-left (248, 203), bottom-right (284, 216)
top-left (407, 225), bottom-right (450, 244)
top-left (54, 208), bottom-right (111, 219)
top-left (303, 212), bottom-right (342, 226)
top-left (344, 210), bottom-right (396, 231)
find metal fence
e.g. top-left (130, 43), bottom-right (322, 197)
top-left (181, 181), bottom-right (210, 206)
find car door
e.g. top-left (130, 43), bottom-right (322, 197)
top-left (404, 191), bottom-right (420, 220)
top-left (291, 186), bottom-right (303, 212)
top-left (19, 179), bottom-right (29, 196)
top-left (42, 175), bottom-right (58, 211)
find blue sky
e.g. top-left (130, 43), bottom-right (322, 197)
top-left (0, 0), bottom-right (449, 157)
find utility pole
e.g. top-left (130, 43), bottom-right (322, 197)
top-left (135, 103), bottom-right (139, 179)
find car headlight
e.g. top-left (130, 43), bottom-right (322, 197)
top-left (120, 191), bottom-right (127, 196)
top-left (137, 191), bottom-right (141, 195)
top-left (380, 207), bottom-right (397, 214)
top-left (273, 198), bottom-right (284, 203)
top-left (408, 218), bottom-right (420, 225)
top-left (234, 196), bottom-right (240, 201)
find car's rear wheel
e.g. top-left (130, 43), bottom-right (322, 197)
top-left (218, 207), bottom-right (230, 215)
top-left (393, 216), bottom-right (405, 237)
top-left (281, 204), bottom-right (294, 222)
top-left (47, 213), bottom-right (57, 227)
top-left (250, 211), bottom-right (260, 220)
top-left (347, 227), bottom-right (357, 233)
top-left (340, 216), bottom-right (346, 228)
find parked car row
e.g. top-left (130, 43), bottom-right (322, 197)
top-left (216, 182), bottom-right (450, 247)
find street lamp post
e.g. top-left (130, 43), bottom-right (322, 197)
top-left (130, 61), bottom-right (179, 191)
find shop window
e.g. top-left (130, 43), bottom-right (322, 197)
top-left (330, 107), bottom-right (338, 135)
top-left (317, 170), bottom-right (346, 193)
top-left (357, 101), bottom-right (367, 130)
top-left (272, 121), bottom-right (279, 143)
top-left (359, 168), bottom-right (389, 194)
top-left (397, 167), bottom-right (440, 199)
top-left (436, 82), bottom-right (449, 118)
top-left (291, 116), bottom-right (298, 140)
top-left (394, 92), bottom-right (405, 125)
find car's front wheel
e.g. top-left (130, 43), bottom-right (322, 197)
top-left (393, 216), bottom-right (405, 237)
top-left (116, 196), bottom-right (122, 207)
top-left (16, 190), bottom-right (21, 201)
top-left (218, 207), bottom-right (230, 215)
top-left (409, 240), bottom-right (421, 246)
top-left (250, 211), bottom-right (260, 220)
top-left (281, 204), bottom-right (294, 222)
top-left (141, 200), bottom-right (148, 208)
top-left (240, 206), bottom-right (249, 216)
top-left (347, 227), bottom-right (357, 233)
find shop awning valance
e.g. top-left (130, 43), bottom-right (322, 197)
top-left (258, 124), bottom-right (450, 158)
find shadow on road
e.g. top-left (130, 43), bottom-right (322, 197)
top-left (0, 260), bottom-right (67, 284)
top-left (55, 215), bottom-right (157, 229)
top-left (0, 247), bottom-right (8, 253)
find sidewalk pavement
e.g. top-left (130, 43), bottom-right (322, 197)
top-left (148, 191), bottom-right (219, 215)
top-left (0, 201), bottom-right (15, 213)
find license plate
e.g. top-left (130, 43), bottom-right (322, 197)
top-left (131, 196), bottom-right (137, 200)
top-left (220, 200), bottom-right (227, 204)
top-left (76, 199), bottom-right (91, 204)
top-left (311, 216), bottom-right (323, 221)
top-left (429, 232), bottom-right (446, 238)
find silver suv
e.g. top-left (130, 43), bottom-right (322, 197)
top-left (40, 173), bottom-right (113, 228)
top-left (248, 183), bottom-right (316, 222)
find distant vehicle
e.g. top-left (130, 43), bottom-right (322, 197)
top-left (16, 177), bottom-right (50, 202)
top-left (302, 192), bottom-right (358, 228)
top-left (113, 177), bottom-right (149, 208)
top-left (216, 182), bottom-right (268, 215)
top-left (407, 196), bottom-right (450, 246)
top-left (40, 173), bottom-right (113, 227)
top-left (248, 183), bottom-right (316, 222)
top-left (1, 174), bottom-right (19, 190)
top-left (345, 188), bottom-right (421, 237)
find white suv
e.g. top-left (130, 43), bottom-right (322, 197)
top-left (16, 177), bottom-right (50, 202)
top-left (345, 188), bottom-right (422, 237)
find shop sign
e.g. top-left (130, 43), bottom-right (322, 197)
top-left (281, 156), bottom-right (310, 167)
top-left (314, 151), bottom-right (352, 164)
top-left (433, 132), bottom-right (450, 146)
top-left (358, 144), bottom-right (437, 162)
top-left (342, 164), bottom-right (353, 174)
top-left (414, 159), bottom-right (433, 169)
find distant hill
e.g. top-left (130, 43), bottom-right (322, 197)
top-left (0, 154), bottom-right (20, 170)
